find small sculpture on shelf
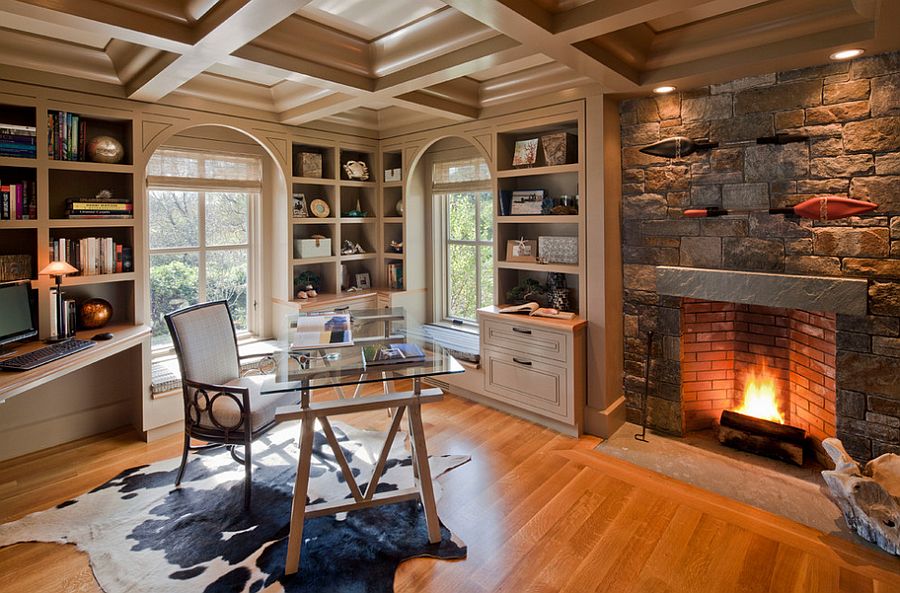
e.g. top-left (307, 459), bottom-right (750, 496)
top-left (506, 277), bottom-right (547, 306)
top-left (344, 199), bottom-right (368, 217)
top-left (343, 160), bottom-right (369, 181)
top-left (389, 240), bottom-right (403, 253)
top-left (87, 136), bottom-right (124, 164)
top-left (546, 273), bottom-right (571, 311)
top-left (295, 271), bottom-right (320, 300)
top-left (78, 297), bottom-right (113, 329)
top-left (341, 240), bottom-right (366, 255)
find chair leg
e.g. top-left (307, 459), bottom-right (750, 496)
top-left (175, 432), bottom-right (190, 487)
top-left (243, 437), bottom-right (253, 510)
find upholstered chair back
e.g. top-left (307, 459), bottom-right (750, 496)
top-left (166, 301), bottom-right (241, 386)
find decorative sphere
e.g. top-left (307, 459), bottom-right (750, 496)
top-left (87, 136), bottom-right (125, 164)
top-left (79, 298), bottom-right (113, 329)
top-left (395, 200), bottom-right (404, 216)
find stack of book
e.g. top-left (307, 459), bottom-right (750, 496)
top-left (0, 179), bottom-right (37, 220)
top-left (48, 111), bottom-right (87, 161)
top-left (0, 123), bottom-right (37, 158)
top-left (65, 196), bottom-right (133, 219)
top-left (50, 236), bottom-right (133, 275)
top-left (387, 262), bottom-right (403, 289)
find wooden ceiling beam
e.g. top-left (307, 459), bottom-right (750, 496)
top-left (126, 0), bottom-right (311, 102)
top-left (441, 0), bottom-right (641, 91)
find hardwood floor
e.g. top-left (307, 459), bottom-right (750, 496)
top-left (0, 393), bottom-right (897, 592)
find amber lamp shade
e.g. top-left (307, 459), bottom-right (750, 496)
top-left (40, 260), bottom-right (79, 340)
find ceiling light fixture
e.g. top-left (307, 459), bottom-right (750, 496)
top-left (653, 85), bottom-right (676, 94)
top-left (829, 48), bottom-right (864, 61)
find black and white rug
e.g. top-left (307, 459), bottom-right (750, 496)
top-left (0, 421), bottom-right (469, 593)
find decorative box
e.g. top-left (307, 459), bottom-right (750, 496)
top-left (540, 132), bottom-right (577, 166)
top-left (384, 168), bottom-right (401, 182)
top-left (538, 236), bottom-right (578, 264)
top-left (0, 254), bottom-right (32, 281)
top-left (297, 152), bottom-right (323, 178)
top-left (294, 237), bottom-right (331, 259)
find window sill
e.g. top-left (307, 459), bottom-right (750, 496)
top-left (151, 331), bottom-right (270, 362)
top-left (430, 321), bottom-right (479, 336)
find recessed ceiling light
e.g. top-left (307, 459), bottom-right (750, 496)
top-left (653, 85), bottom-right (676, 94)
top-left (829, 48), bottom-right (864, 61)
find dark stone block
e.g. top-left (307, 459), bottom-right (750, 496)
top-left (838, 416), bottom-right (900, 443)
top-left (623, 194), bottom-right (667, 218)
top-left (835, 431), bottom-right (872, 461)
top-left (836, 331), bottom-right (871, 352)
top-left (622, 246), bottom-right (680, 265)
top-left (836, 314), bottom-right (900, 336)
top-left (850, 51), bottom-right (900, 80)
top-left (837, 389), bottom-right (867, 419)
top-left (701, 218), bottom-right (749, 237)
top-left (709, 113), bottom-right (773, 143)
top-left (723, 237), bottom-right (784, 272)
top-left (837, 351), bottom-right (900, 398)
top-left (748, 213), bottom-right (812, 239)
top-left (745, 143), bottom-right (809, 181)
top-left (813, 227), bottom-right (889, 257)
top-left (641, 219), bottom-right (700, 236)
top-left (843, 117), bottom-right (900, 153)
top-left (658, 307), bottom-right (681, 335)
top-left (869, 282), bottom-right (900, 316)
top-left (872, 442), bottom-right (900, 457)
top-left (734, 79), bottom-right (822, 114)
top-left (680, 236), bottom-right (722, 268)
top-left (778, 62), bottom-right (848, 83)
top-left (868, 395), bottom-right (900, 418)
top-left (849, 176), bottom-right (900, 210)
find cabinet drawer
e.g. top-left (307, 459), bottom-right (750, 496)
top-left (483, 348), bottom-right (569, 421)
top-left (481, 318), bottom-right (567, 362)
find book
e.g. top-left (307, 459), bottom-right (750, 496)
top-left (291, 313), bottom-right (353, 350)
top-left (498, 302), bottom-right (576, 320)
top-left (362, 342), bottom-right (426, 367)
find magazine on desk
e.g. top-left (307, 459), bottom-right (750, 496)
top-left (290, 313), bottom-right (353, 350)
top-left (362, 342), bottom-right (426, 367)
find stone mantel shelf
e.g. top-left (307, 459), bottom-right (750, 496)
top-left (655, 267), bottom-right (869, 316)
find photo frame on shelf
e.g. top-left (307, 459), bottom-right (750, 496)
top-left (506, 239), bottom-right (538, 262)
top-left (510, 189), bottom-right (545, 215)
top-left (512, 138), bottom-right (539, 167)
top-left (355, 272), bottom-right (371, 290)
top-left (292, 193), bottom-right (308, 218)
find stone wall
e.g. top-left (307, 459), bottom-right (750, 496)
top-left (620, 51), bottom-right (900, 462)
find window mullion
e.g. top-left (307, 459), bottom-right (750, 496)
top-left (198, 190), bottom-right (207, 302)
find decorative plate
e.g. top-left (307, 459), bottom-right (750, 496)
top-left (310, 199), bottom-right (330, 218)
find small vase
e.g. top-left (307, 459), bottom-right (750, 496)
top-left (395, 200), bottom-right (404, 216)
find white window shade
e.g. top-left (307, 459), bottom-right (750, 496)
top-left (147, 147), bottom-right (262, 191)
top-left (432, 157), bottom-right (490, 187)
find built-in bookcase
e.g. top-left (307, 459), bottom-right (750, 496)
top-left (0, 99), bottom-right (139, 338)
top-left (494, 115), bottom-right (584, 313)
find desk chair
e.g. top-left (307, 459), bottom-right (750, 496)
top-left (165, 300), bottom-right (296, 509)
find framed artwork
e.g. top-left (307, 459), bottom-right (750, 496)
top-left (510, 190), bottom-right (545, 215)
top-left (355, 272), bottom-right (371, 289)
top-left (512, 138), bottom-right (539, 167)
top-left (292, 193), bottom-right (308, 217)
top-left (506, 239), bottom-right (538, 262)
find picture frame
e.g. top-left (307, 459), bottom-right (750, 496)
top-left (355, 272), bottom-right (371, 289)
top-left (292, 193), bottom-right (308, 218)
top-left (512, 138), bottom-right (539, 167)
top-left (510, 189), bottom-right (545, 215)
top-left (506, 239), bottom-right (538, 262)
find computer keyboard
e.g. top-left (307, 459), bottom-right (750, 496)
top-left (0, 339), bottom-right (96, 371)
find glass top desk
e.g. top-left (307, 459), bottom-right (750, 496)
top-left (265, 308), bottom-right (464, 575)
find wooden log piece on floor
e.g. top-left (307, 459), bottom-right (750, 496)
top-left (715, 411), bottom-right (807, 466)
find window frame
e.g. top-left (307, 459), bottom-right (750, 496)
top-left (430, 153), bottom-right (493, 326)
top-left (146, 147), bottom-right (262, 354)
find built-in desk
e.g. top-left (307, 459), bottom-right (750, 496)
top-left (0, 324), bottom-right (153, 461)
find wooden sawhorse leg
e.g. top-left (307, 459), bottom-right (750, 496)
top-left (284, 415), bottom-right (315, 575)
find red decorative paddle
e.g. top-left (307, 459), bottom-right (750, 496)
top-left (684, 196), bottom-right (878, 221)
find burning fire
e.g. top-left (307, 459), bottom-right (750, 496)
top-left (733, 364), bottom-right (785, 424)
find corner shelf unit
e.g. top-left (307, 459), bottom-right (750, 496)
top-left (0, 99), bottom-right (139, 338)
top-left (493, 112), bottom-right (584, 314)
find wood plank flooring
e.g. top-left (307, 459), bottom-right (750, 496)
top-left (0, 392), bottom-right (898, 592)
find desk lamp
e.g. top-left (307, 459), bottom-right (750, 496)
top-left (39, 260), bottom-right (78, 341)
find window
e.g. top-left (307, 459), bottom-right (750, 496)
top-left (433, 156), bottom-right (493, 323)
top-left (147, 148), bottom-right (262, 348)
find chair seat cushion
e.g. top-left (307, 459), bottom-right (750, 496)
top-left (204, 376), bottom-right (298, 432)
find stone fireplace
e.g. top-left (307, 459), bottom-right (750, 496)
top-left (620, 51), bottom-right (900, 463)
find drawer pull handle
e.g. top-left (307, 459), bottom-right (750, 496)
top-left (513, 357), bottom-right (532, 366)
top-left (334, 306), bottom-right (349, 311)
top-left (512, 327), bottom-right (532, 335)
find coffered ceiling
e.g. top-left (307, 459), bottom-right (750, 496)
top-left (0, 0), bottom-right (897, 134)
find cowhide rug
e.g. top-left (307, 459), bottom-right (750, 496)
top-left (0, 421), bottom-right (469, 593)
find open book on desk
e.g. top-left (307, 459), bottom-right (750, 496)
top-left (498, 302), bottom-right (576, 320)
top-left (291, 313), bottom-right (353, 350)
top-left (362, 342), bottom-right (426, 367)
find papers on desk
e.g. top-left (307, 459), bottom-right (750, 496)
top-left (362, 342), bottom-right (426, 367)
top-left (291, 314), bottom-right (353, 350)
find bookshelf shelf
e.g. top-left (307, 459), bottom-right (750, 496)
top-left (0, 156), bottom-right (37, 167)
top-left (496, 260), bottom-right (580, 274)
top-left (61, 271), bottom-right (136, 286)
top-left (292, 217), bottom-right (336, 224)
top-left (0, 220), bottom-right (39, 228)
top-left (49, 219), bottom-right (135, 227)
top-left (339, 217), bottom-right (377, 224)
top-left (497, 214), bottom-right (580, 224)
top-left (496, 163), bottom-right (579, 178)
top-left (47, 161), bottom-right (135, 174)
top-left (291, 256), bottom-right (337, 265)
top-left (340, 253), bottom-right (377, 261)
top-left (290, 176), bottom-right (335, 185)
top-left (338, 179), bottom-right (376, 189)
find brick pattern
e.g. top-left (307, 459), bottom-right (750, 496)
top-left (621, 51), bottom-right (900, 462)
top-left (680, 298), bottom-right (837, 447)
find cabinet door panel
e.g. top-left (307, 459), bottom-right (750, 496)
top-left (482, 318), bottom-right (567, 362)
top-left (483, 347), bottom-right (569, 421)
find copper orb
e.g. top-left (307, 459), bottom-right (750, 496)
top-left (79, 298), bottom-right (113, 329)
top-left (87, 136), bottom-right (124, 164)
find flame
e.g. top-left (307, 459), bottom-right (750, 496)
top-left (733, 364), bottom-right (785, 424)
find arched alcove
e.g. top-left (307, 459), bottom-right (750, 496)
top-left (405, 135), bottom-right (494, 324)
top-left (143, 125), bottom-right (287, 341)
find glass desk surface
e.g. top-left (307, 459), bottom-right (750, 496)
top-left (256, 307), bottom-right (465, 395)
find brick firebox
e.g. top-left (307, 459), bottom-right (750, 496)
top-left (680, 298), bottom-right (837, 448)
